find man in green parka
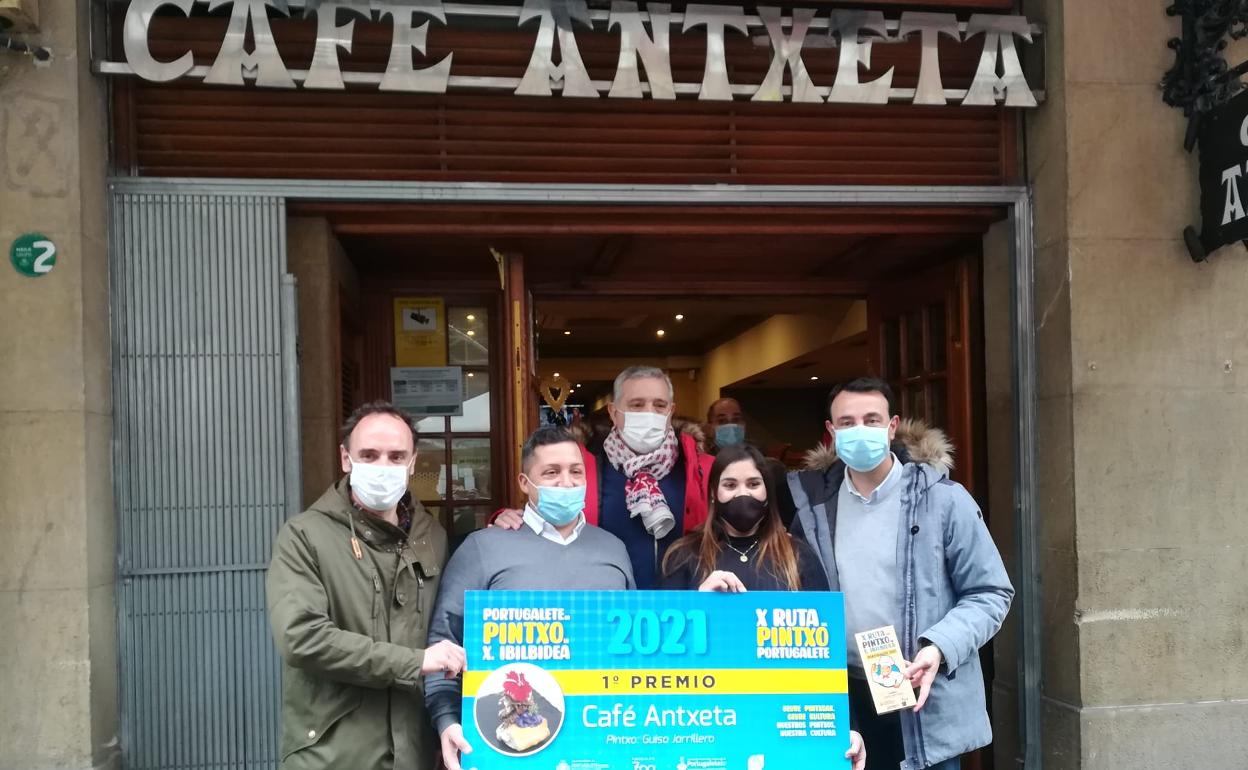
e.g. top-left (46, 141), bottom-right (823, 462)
top-left (267, 401), bottom-right (466, 770)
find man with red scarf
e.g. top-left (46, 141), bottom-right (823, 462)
top-left (494, 366), bottom-right (712, 588)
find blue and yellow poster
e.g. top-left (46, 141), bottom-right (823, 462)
top-left (462, 591), bottom-right (851, 770)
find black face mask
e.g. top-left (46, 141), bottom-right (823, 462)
top-left (719, 495), bottom-right (768, 533)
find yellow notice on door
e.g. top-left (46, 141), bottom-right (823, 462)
top-left (394, 297), bottom-right (447, 366)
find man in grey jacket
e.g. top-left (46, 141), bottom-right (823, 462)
top-left (426, 426), bottom-right (635, 770)
top-left (786, 377), bottom-right (1013, 770)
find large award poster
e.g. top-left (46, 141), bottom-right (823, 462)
top-left (462, 591), bottom-right (850, 770)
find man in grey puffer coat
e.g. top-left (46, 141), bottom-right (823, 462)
top-left (785, 377), bottom-right (1013, 770)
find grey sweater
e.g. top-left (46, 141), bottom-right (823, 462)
top-left (424, 523), bottom-right (635, 734)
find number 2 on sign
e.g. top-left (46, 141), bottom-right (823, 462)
top-left (606, 609), bottom-right (708, 655)
top-left (32, 240), bottom-right (56, 274)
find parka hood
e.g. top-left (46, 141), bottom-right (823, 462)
top-left (803, 418), bottom-right (954, 477)
top-left (309, 476), bottom-right (432, 546)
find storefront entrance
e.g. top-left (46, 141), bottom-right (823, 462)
top-left (297, 200), bottom-right (997, 486)
top-left (109, 180), bottom-right (1035, 769)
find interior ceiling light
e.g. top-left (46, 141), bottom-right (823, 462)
top-left (675, 314), bottom-right (685, 321)
top-left (466, 314), bottom-right (476, 321)
top-left (467, 330), bottom-right (476, 337)
top-left (467, 372), bottom-right (475, 378)
top-left (810, 376), bottom-right (820, 381)
top-left (576, 383), bottom-right (582, 388)
top-left (563, 330), bottom-right (572, 336)
top-left (553, 372), bottom-right (561, 378)
top-left (656, 329), bottom-right (666, 337)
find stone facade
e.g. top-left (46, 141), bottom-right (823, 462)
top-left (1007, 1), bottom-right (1248, 767)
top-left (0, 1), bottom-right (116, 768)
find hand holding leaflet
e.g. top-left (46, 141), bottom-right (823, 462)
top-left (904, 644), bottom-right (944, 712)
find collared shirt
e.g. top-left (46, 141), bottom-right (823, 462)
top-left (523, 504), bottom-right (586, 545)
top-left (844, 453), bottom-right (904, 503)
top-left (836, 453), bottom-right (905, 674)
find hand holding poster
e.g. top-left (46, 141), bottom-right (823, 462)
top-left (462, 591), bottom-right (851, 770)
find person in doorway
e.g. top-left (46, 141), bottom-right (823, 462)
top-left (426, 426), bottom-right (634, 770)
top-left (660, 443), bottom-right (863, 770)
top-left (705, 396), bottom-right (748, 453)
top-left (785, 378), bottom-right (1014, 770)
top-left (703, 396), bottom-right (797, 527)
top-left (492, 365), bottom-right (714, 588)
top-left (266, 401), bottom-right (464, 770)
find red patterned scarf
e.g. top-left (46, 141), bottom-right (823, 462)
top-left (602, 427), bottom-right (680, 538)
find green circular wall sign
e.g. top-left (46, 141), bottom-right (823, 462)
top-left (10, 233), bottom-right (57, 277)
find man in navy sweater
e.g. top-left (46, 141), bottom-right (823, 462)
top-left (427, 426), bottom-right (634, 770)
top-left (492, 366), bottom-right (712, 588)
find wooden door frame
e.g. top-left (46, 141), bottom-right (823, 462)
top-left (109, 177), bottom-right (1044, 770)
top-left (500, 251), bottom-right (537, 508)
top-left (866, 256), bottom-right (978, 494)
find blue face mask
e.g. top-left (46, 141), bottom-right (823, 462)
top-left (530, 483), bottom-right (586, 526)
top-left (715, 423), bottom-right (746, 447)
top-left (834, 425), bottom-right (892, 473)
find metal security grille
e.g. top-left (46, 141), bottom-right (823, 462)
top-left (110, 193), bottom-right (300, 770)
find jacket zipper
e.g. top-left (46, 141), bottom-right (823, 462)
top-left (905, 471), bottom-right (926, 769)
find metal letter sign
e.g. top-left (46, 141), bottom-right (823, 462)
top-left (683, 4), bottom-right (750, 101)
top-left (516, 0), bottom-right (597, 97)
top-left (306, 1), bottom-right (369, 90)
top-left (827, 10), bottom-right (893, 105)
top-left (105, 1), bottom-right (1044, 106)
top-left (123, 0), bottom-right (195, 81)
top-left (753, 6), bottom-right (819, 103)
top-left (608, 1), bottom-right (674, 99)
top-left (963, 14), bottom-right (1035, 108)
top-left (204, 0), bottom-right (296, 88)
top-left (375, 0), bottom-right (452, 92)
top-left (899, 12), bottom-right (960, 106)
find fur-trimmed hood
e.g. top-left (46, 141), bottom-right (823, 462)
top-left (803, 418), bottom-right (954, 477)
top-left (568, 416), bottom-right (708, 453)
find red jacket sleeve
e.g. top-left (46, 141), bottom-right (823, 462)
top-left (581, 444), bottom-right (600, 526)
top-left (680, 433), bottom-right (713, 532)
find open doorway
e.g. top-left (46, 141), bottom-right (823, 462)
top-left (531, 295), bottom-right (869, 471)
top-left (286, 200), bottom-right (999, 514)
top-left (286, 199), bottom-right (1006, 769)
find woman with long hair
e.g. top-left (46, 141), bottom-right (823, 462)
top-left (661, 443), bottom-right (864, 770)
top-left (660, 443), bottom-right (828, 592)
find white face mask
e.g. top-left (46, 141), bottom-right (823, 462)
top-left (620, 411), bottom-right (669, 453)
top-left (349, 460), bottom-right (411, 512)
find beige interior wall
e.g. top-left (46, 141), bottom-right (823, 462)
top-left (0, 2), bottom-right (117, 768)
top-left (698, 302), bottom-right (867, 409)
top-left (288, 217), bottom-right (359, 506)
top-left (536, 305), bottom-right (866, 429)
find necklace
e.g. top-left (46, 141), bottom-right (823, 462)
top-left (725, 539), bottom-right (759, 563)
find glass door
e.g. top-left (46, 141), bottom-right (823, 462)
top-left (407, 304), bottom-right (500, 543)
